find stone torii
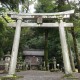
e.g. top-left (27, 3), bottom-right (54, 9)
top-left (7, 10), bottom-right (74, 75)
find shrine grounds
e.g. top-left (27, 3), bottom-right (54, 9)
top-left (0, 70), bottom-right (80, 80)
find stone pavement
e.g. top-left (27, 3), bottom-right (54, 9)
top-left (17, 70), bottom-right (63, 80)
top-left (0, 70), bottom-right (80, 80)
top-left (16, 70), bottom-right (80, 80)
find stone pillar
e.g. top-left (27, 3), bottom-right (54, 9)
top-left (9, 17), bottom-right (22, 75)
top-left (59, 19), bottom-right (72, 74)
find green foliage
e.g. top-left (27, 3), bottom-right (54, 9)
top-left (19, 28), bottom-right (35, 51)
top-left (0, 17), bottom-right (6, 27)
top-left (0, 8), bottom-right (6, 12)
top-left (26, 36), bottom-right (44, 49)
top-left (35, 0), bottom-right (57, 13)
top-left (3, 14), bottom-right (15, 22)
top-left (0, 17), bottom-right (7, 57)
top-left (0, 16), bottom-right (15, 58)
top-left (0, 0), bottom-right (22, 11)
top-left (0, 0), bottom-right (33, 12)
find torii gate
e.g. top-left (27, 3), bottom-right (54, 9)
top-left (7, 10), bottom-right (74, 75)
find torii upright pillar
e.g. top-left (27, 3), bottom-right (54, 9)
top-left (9, 17), bottom-right (22, 75)
top-left (59, 19), bottom-right (72, 74)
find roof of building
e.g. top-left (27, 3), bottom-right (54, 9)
top-left (23, 49), bottom-right (44, 56)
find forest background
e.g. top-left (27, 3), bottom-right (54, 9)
top-left (0, 0), bottom-right (80, 71)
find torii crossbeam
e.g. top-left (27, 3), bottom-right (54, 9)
top-left (8, 22), bottom-right (73, 27)
top-left (7, 10), bottom-right (74, 76)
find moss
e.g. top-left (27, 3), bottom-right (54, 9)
top-left (62, 74), bottom-right (78, 80)
top-left (63, 74), bottom-right (73, 78)
top-left (0, 77), bottom-right (16, 80)
top-left (0, 75), bottom-right (24, 80)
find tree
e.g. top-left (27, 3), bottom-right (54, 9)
top-left (58, 0), bottom-right (75, 71)
top-left (0, 17), bottom-right (6, 57)
top-left (35, 0), bottom-right (57, 70)
top-left (0, 0), bottom-right (25, 11)
top-left (0, 17), bottom-right (14, 58)
top-left (65, 0), bottom-right (80, 73)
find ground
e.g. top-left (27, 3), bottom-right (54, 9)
top-left (0, 70), bottom-right (80, 80)
top-left (17, 70), bottom-right (63, 80)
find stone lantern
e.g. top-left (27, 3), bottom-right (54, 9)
top-left (53, 57), bottom-right (56, 70)
top-left (4, 54), bottom-right (11, 72)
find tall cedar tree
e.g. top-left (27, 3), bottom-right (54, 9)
top-left (66, 0), bottom-right (80, 73)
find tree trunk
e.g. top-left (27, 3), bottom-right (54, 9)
top-left (44, 29), bottom-right (48, 70)
top-left (66, 30), bottom-right (75, 72)
top-left (70, 49), bottom-right (76, 72)
top-left (71, 27), bottom-right (80, 73)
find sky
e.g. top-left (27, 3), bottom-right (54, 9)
top-left (0, 2), bottom-right (2, 7)
top-left (29, 4), bottom-right (35, 13)
top-left (69, 0), bottom-right (79, 3)
top-left (28, 0), bottom-right (37, 13)
top-left (19, 0), bottom-right (37, 13)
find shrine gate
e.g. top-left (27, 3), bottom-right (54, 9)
top-left (7, 10), bottom-right (74, 75)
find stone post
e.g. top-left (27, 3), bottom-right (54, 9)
top-left (59, 19), bottom-right (72, 74)
top-left (53, 57), bottom-right (56, 70)
top-left (4, 54), bottom-right (11, 72)
top-left (5, 63), bottom-right (9, 72)
top-left (47, 63), bottom-right (49, 70)
top-left (8, 17), bottom-right (22, 75)
top-left (43, 61), bottom-right (45, 67)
